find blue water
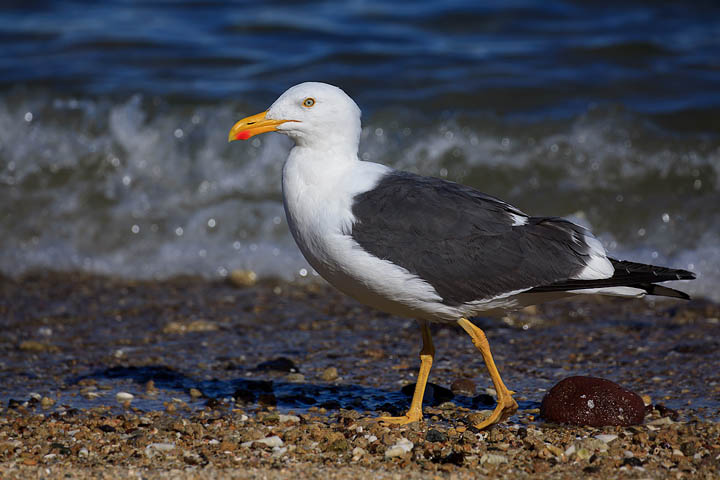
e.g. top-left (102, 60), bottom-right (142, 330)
top-left (1, 1), bottom-right (718, 299)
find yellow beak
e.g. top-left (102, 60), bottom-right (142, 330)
top-left (228, 111), bottom-right (294, 142)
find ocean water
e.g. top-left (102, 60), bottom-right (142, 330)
top-left (1, 1), bottom-right (718, 299)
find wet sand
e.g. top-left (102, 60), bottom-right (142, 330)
top-left (1, 272), bottom-right (718, 478)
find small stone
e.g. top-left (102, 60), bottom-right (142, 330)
top-left (595, 434), bottom-right (618, 443)
top-left (576, 447), bottom-right (592, 460)
top-left (426, 429), bottom-right (448, 443)
top-left (116, 392), bottom-right (134, 403)
top-left (229, 269), bottom-right (257, 287)
top-left (384, 437), bottom-right (413, 458)
top-left (327, 438), bottom-right (349, 452)
top-left (451, 378), bottom-right (476, 396)
top-left (540, 376), bottom-right (645, 426)
top-left (278, 414), bottom-right (300, 423)
top-left (480, 453), bottom-right (508, 465)
top-left (352, 446), bottom-right (366, 461)
top-left (648, 416), bottom-right (674, 425)
top-left (146, 442), bottom-right (175, 454)
top-left (189, 388), bottom-right (203, 399)
top-left (78, 448), bottom-right (89, 457)
top-left (183, 450), bottom-right (203, 465)
top-left (255, 436), bottom-right (283, 448)
top-left (256, 357), bottom-right (297, 373)
top-left (641, 394), bottom-right (652, 406)
top-left (40, 397), bottom-right (55, 409)
top-left (286, 373), bottom-right (305, 383)
top-left (321, 367), bottom-right (339, 381)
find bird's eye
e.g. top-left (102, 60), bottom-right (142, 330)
top-left (303, 98), bottom-right (315, 108)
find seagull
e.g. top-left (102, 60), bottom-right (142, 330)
top-left (228, 82), bottom-right (696, 429)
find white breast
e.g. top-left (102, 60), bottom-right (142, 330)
top-left (281, 147), bottom-right (462, 321)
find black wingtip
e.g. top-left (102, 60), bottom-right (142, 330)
top-left (643, 284), bottom-right (691, 300)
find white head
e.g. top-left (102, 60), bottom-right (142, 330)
top-left (229, 82), bottom-right (362, 155)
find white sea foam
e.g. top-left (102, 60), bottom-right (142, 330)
top-left (0, 94), bottom-right (716, 299)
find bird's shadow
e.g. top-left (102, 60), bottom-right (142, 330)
top-left (70, 365), bottom-right (538, 416)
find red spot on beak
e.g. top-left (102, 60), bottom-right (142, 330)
top-left (236, 130), bottom-right (251, 140)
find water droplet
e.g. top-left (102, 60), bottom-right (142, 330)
top-left (661, 213), bottom-right (670, 223)
top-left (693, 179), bottom-right (702, 190)
top-left (550, 144), bottom-right (559, 153)
top-left (299, 268), bottom-right (308, 277)
top-left (439, 168), bottom-right (448, 177)
top-left (249, 243), bottom-right (258, 252)
top-left (191, 114), bottom-right (201, 124)
top-left (175, 227), bottom-right (184, 236)
top-left (374, 127), bottom-right (384, 137)
top-left (207, 218), bottom-right (216, 228)
top-left (637, 228), bottom-right (646, 237)
top-left (273, 216), bottom-right (281, 225)
top-left (174, 128), bottom-right (184, 138)
top-left (501, 137), bottom-right (510, 147)
top-left (615, 194), bottom-right (624, 202)
top-left (233, 241), bottom-right (241, 250)
top-left (361, 152), bottom-right (370, 161)
top-left (272, 248), bottom-right (279, 256)
top-left (651, 251), bottom-right (659, 259)
top-left (198, 249), bottom-right (207, 258)
top-left (122, 175), bottom-right (131, 186)
top-left (217, 267), bottom-right (228, 276)
top-left (24, 112), bottom-right (33, 122)
top-left (131, 224), bottom-right (140, 234)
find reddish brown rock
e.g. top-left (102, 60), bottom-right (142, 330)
top-left (540, 376), bottom-right (645, 426)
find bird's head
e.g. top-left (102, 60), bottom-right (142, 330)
top-left (228, 82), bottom-right (361, 153)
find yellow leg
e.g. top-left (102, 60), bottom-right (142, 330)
top-left (379, 321), bottom-right (435, 425)
top-left (458, 317), bottom-right (518, 429)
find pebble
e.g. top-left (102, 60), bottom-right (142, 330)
top-left (249, 436), bottom-right (284, 448)
top-left (321, 367), bottom-right (339, 381)
top-left (278, 414), bottom-right (300, 423)
top-left (40, 396), bottom-right (55, 408)
top-left (115, 392), bottom-right (134, 403)
top-left (189, 388), bottom-right (202, 399)
top-left (146, 442), bottom-right (175, 452)
top-left (384, 438), bottom-right (413, 458)
top-left (229, 269), bottom-right (257, 287)
top-left (286, 373), bottom-right (305, 383)
top-left (481, 453), bottom-right (508, 465)
top-left (352, 446), bottom-right (366, 461)
top-left (540, 376), bottom-right (645, 426)
top-left (256, 357), bottom-right (298, 373)
top-left (595, 434), bottom-right (618, 443)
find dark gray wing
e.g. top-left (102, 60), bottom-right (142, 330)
top-left (350, 171), bottom-right (600, 306)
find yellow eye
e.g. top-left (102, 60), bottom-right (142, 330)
top-left (303, 98), bottom-right (315, 108)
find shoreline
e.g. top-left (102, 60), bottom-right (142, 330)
top-left (1, 271), bottom-right (718, 478)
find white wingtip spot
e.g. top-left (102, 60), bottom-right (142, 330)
top-left (573, 233), bottom-right (614, 280)
top-left (509, 213), bottom-right (528, 226)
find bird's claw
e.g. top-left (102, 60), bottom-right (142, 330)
top-left (472, 394), bottom-right (519, 430)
